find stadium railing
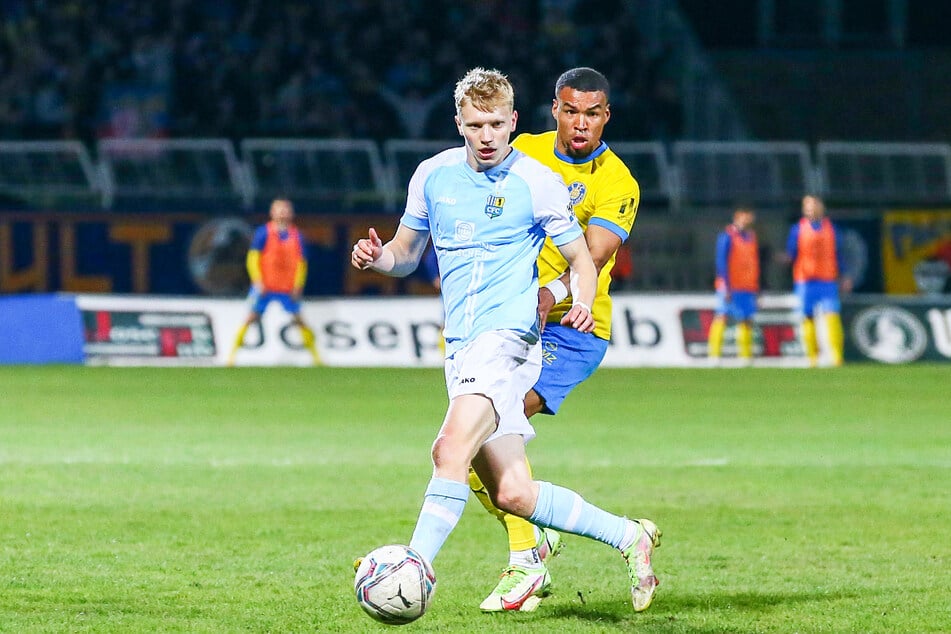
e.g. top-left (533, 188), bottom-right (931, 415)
top-left (609, 141), bottom-right (675, 207)
top-left (242, 138), bottom-right (394, 213)
top-left (6, 138), bottom-right (951, 215)
top-left (671, 140), bottom-right (817, 209)
top-left (382, 139), bottom-right (459, 207)
top-left (816, 141), bottom-right (951, 206)
top-left (97, 138), bottom-right (251, 211)
top-left (0, 140), bottom-right (100, 210)
top-left (383, 139), bottom-right (675, 210)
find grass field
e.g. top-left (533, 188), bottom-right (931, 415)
top-left (1, 364), bottom-right (949, 633)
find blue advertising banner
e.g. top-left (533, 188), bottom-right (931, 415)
top-left (0, 294), bottom-right (84, 364)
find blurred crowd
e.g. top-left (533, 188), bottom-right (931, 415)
top-left (0, 0), bottom-right (684, 146)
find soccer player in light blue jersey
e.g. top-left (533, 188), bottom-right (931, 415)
top-left (351, 67), bottom-right (660, 617)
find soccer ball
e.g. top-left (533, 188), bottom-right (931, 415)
top-left (354, 544), bottom-right (436, 624)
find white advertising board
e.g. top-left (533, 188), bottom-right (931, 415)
top-left (76, 293), bottom-right (809, 367)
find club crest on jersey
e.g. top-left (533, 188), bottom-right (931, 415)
top-left (568, 181), bottom-right (586, 206)
top-left (484, 195), bottom-right (505, 218)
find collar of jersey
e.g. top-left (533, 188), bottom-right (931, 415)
top-left (472, 146), bottom-right (519, 181)
top-left (553, 140), bottom-right (609, 165)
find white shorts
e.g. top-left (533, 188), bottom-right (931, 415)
top-left (445, 329), bottom-right (542, 444)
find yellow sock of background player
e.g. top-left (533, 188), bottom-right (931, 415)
top-left (825, 313), bottom-right (845, 366)
top-left (801, 317), bottom-right (819, 367)
top-left (228, 322), bottom-right (251, 366)
top-left (300, 324), bottom-right (321, 365)
top-left (735, 321), bottom-right (753, 360)
top-left (468, 465), bottom-right (540, 557)
top-left (707, 316), bottom-right (726, 359)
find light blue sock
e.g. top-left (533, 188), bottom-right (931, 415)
top-left (408, 477), bottom-right (469, 564)
top-left (529, 480), bottom-right (631, 549)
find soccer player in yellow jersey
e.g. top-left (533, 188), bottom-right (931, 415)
top-left (469, 67), bottom-right (655, 613)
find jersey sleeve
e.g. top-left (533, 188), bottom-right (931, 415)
top-left (785, 224), bottom-right (800, 262)
top-left (249, 225), bottom-right (268, 251)
top-left (531, 169), bottom-right (582, 246)
top-left (588, 169), bottom-right (639, 242)
top-left (399, 158), bottom-right (435, 232)
top-left (246, 250), bottom-right (262, 283)
top-left (715, 231), bottom-right (731, 285)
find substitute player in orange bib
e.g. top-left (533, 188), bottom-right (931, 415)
top-left (785, 194), bottom-right (852, 367)
top-left (227, 198), bottom-right (320, 366)
top-left (708, 206), bottom-right (759, 364)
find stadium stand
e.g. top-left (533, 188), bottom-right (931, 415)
top-left (3, 1), bottom-right (950, 295)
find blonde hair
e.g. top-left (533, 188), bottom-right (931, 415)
top-left (453, 67), bottom-right (514, 115)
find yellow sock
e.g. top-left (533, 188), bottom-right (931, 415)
top-left (801, 318), bottom-right (818, 367)
top-left (300, 325), bottom-right (321, 365)
top-left (708, 316), bottom-right (726, 358)
top-left (825, 313), bottom-right (844, 366)
top-left (228, 322), bottom-right (250, 365)
top-left (468, 464), bottom-right (539, 552)
top-left (736, 322), bottom-right (753, 360)
top-left (468, 468), bottom-right (507, 522)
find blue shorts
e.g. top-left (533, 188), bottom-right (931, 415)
top-left (250, 291), bottom-right (300, 315)
top-left (795, 281), bottom-right (840, 318)
top-left (715, 290), bottom-right (757, 321)
top-left (532, 324), bottom-right (609, 415)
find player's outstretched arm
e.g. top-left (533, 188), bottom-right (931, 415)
top-left (351, 225), bottom-right (429, 278)
top-left (556, 235), bottom-right (596, 333)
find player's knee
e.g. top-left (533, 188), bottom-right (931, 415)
top-left (430, 435), bottom-right (471, 473)
top-left (491, 481), bottom-right (534, 518)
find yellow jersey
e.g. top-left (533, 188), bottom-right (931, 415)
top-left (513, 131), bottom-right (639, 340)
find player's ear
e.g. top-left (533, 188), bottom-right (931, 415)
top-left (454, 115), bottom-right (463, 137)
top-left (551, 99), bottom-right (558, 121)
top-left (603, 104), bottom-right (611, 123)
top-left (511, 109), bottom-right (518, 132)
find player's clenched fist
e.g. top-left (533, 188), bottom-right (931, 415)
top-left (352, 227), bottom-right (383, 270)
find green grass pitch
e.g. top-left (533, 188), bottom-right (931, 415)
top-left (1, 364), bottom-right (949, 633)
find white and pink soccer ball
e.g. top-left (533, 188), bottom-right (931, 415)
top-left (354, 545), bottom-right (436, 625)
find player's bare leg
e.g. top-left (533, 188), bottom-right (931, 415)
top-left (469, 460), bottom-right (561, 612)
top-left (472, 387), bottom-right (563, 611)
top-left (474, 435), bottom-right (662, 613)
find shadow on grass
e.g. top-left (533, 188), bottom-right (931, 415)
top-left (533, 587), bottom-right (861, 630)
top-left (667, 587), bottom-right (860, 611)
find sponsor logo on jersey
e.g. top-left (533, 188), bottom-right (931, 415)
top-left (454, 221), bottom-right (475, 242)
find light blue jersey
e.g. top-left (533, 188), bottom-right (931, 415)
top-left (401, 146), bottom-right (582, 356)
